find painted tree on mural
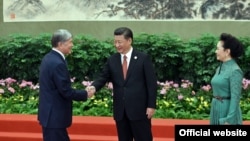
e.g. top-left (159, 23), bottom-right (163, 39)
top-left (96, 0), bottom-right (197, 19)
top-left (201, 0), bottom-right (250, 19)
top-left (55, 0), bottom-right (110, 9)
top-left (6, 0), bottom-right (46, 19)
top-left (4, 0), bottom-right (250, 20)
top-left (96, 0), bottom-right (250, 20)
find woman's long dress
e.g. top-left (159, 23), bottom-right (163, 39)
top-left (210, 59), bottom-right (243, 125)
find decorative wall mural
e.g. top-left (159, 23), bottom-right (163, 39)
top-left (3, 0), bottom-right (250, 22)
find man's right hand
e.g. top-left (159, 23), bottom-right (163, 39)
top-left (86, 86), bottom-right (96, 98)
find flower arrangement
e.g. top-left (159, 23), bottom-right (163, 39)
top-left (1, 77), bottom-right (250, 119)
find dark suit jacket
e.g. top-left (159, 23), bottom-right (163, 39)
top-left (92, 49), bottom-right (157, 121)
top-left (38, 50), bottom-right (88, 128)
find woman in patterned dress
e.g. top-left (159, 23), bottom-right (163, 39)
top-left (210, 33), bottom-right (244, 125)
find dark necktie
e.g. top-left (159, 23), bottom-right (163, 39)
top-left (122, 55), bottom-right (127, 79)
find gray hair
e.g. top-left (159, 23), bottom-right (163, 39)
top-left (51, 29), bottom-right (72, 47)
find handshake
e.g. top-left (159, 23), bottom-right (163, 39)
top-left (86, 86), bottom-right (96, 98)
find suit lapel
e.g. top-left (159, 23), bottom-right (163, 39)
top-left (51, 50), bottom-right (66, 64)
top-left (113, 53), bottom-right (124, 81)
top-left (114, 51), bottom-right (138, 82)
top-left (126, 50), bottom-right (138, 81)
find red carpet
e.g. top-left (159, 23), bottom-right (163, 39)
top-left (0, 114), bottom-right (249, 141)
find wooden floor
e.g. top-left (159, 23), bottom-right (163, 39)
top-left (0, 114), bottom-right (249, 141)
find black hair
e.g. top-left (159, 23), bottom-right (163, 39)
top-left (114, 27), bottom-right (133, 41)
top-left (220, 33), bottom-right (244, 58)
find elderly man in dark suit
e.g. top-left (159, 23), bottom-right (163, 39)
top-left (38, 29), bottom-right (94, 141)
top-left (88, 27), bottom-right (157, 141)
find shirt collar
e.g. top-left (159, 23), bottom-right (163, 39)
top-left (52, 48), bottom-right (65, 60)
top-left (121, 47), bottom-right (133, 59)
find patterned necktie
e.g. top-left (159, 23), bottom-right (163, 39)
top-left (122, 55), bottom-right (127, 79)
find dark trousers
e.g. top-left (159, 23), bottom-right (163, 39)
top-left (42, 126), bottom-right (70, 141)
top-left (115, 113), bottom-right (153, 141)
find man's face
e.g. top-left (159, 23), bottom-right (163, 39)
top-left (114, 35), bottom-right (132, 54)
top-left (58, 38), bottom-right (73, 55)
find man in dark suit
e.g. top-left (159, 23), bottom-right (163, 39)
top-left (38, 29), bottom-right (95, 141)
top-left (88, 27), bottom-right (157, 141)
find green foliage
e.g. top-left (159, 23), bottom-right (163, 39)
top-left (179, 33), bottom-right (218, 89)
top-left (134, 33), bottom-right (184, 82)
top-left (68, 35), bottom-right (115, 81)
top-left (1, 78), bottom-right (250, 120)
top-left (156, 80), bottom-right (211, 119)
top-left (238, 36), bottom-right (250, 79)
top-left (1, 32), bottom-right (250, 119)
top-left (0, 78), bottom-right (39, 114)
top-left (1, 33), bottom-right (250, 89)
top-left (0, 33), bottom-right (51, 83)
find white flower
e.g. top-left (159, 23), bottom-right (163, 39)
top-left (0, 88), bottom-right (4, 94)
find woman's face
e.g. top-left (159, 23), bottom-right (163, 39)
top-left (215, 41), bottom-right (230, 62)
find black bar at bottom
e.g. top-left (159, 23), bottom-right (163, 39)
top-left (175, 125), bottom-right (250, 141)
